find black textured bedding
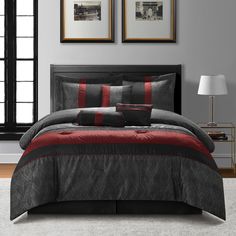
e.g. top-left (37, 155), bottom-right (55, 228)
top-left (11, 108), bottom-right (225, 220)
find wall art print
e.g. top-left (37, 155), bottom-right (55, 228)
top-left (61, 0), bottom-right (114, 42)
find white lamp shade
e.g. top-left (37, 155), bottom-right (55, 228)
top-left (198, 74), bottom-right (228, 95)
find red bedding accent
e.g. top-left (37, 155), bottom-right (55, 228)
top-left (94, 112), bottom-right (104, 126)
top-left (144, 82), bottom-right (152, 104)
top-left (23, 130), bottom-right (211, 158)
top-left (102, 85), bottom-right (110, 107)
top-left (78, 83), bottom-right (86, 108)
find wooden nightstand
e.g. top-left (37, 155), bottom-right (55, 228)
top-left (198, 123), bottom-right (235, 174)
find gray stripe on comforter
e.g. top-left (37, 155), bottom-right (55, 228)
top-left (11, 154), bottom-right (225, 220)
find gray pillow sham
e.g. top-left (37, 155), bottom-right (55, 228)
top-left (62, 82), bottom-right (102, 109)
top-left (123, 73), bottom-right (176, 111)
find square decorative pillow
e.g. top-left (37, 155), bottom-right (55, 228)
top-left (62, 82), bottom-right (102, 109)
top-left (123, 73), bottom-right (176, 111)
top-left (77, 110), bottom-right (125, 127)
top-left (116, 103), bottom-right (153, 126)
top-left (101, 85), bottom-right (132, 107)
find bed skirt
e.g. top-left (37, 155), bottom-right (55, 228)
top-left (28, 200), bottom-right (202, 215)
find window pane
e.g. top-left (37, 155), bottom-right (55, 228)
top-left (17, 61), bottom-right (33, 81)
top-left (0, 0), bottom-right (4, 15)
top-left (17, 38), bottom-right (33, 58)
top-left (17, 0), bottom-right (33, 16)
top-left (16, 103), bottom-right (33, 123)
top-left (0, 16), bottom-right (4, 36)
top-left (0, 61), bottom-right (4, 81)
top-left (17, 16), bottom-right (33, 37)
top-left (0, 81), bottom-right (4, 102)
top-left (0, 102), bottom-right (4, 123)
top-left (0, 37), bottom-right (4, 58)
top-left (17, 82), bottom-right (33, 102)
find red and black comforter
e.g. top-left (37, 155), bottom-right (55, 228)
top-left (11, 108), bottom-right (225, 220)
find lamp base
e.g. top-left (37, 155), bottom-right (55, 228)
top-left (207, 122), bottom-right (217, 127)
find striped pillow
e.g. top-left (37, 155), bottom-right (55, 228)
top-left (101, 85), bottom-right (132, 107)
top-left (77, 110), bottom-right (125, 127)
top-left (62, 82), bottom-right (102, 109)
top-left (123, 73), bottom-right (176, 111)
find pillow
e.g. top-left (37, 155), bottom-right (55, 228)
top-left (116, 103), bottom-right (153, 126)
top-left (77, 110), bottom-right (125, 127)
top-left (62, 82), bottom-right (102, 109)
top-left (101, 85), bottom-right (132, 107)
top-left (123, 73), bottom-right (176, 111)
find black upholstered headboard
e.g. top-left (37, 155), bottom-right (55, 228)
top-left (50, 65), bottom-right (182, 114)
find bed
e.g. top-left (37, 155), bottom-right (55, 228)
top-left (10, 65), bottom-right (225, 221)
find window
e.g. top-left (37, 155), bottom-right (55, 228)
top-left (0, 0), bottom-right (38, 139)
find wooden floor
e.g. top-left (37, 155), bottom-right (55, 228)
top-left (219, 168), bottom-right (236, 178)
top-left (0, 164), bottom-right (16, 178)
top-left (0, 164), bottom-right (235, 178)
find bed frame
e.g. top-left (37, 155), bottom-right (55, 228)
top-left (50, 65), bottom-right (182, 114)
top-left (29, 64), bottom-right (202, 216)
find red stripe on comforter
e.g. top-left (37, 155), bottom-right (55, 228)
top-left (23, 130), bottom-right (211, 159)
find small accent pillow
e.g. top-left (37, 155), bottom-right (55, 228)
top-left (123, 73), bottom-right (176, 111)
top-left (116, 103), bottom-right (153, 126)
top-left (101, 85), bottom-right (132, 107)
top-left (77, 110), bottom-right (125, 127)
top-left (62, 82), bottom-right (102, 109)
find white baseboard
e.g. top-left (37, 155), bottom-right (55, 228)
top-left (0, 153), bottom-right (232, 165)
top-left (213, 154), bottom-right (231, 158)
top-left (0, 154), bottom-right (21, 163)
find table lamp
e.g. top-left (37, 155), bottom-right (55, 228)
top-left (198, 74), bottom-right (228, 126)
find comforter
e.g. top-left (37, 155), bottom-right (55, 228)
top-left (11, 108), bottom-right (225, 220)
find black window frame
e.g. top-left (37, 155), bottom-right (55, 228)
top-left (0, 0), bottom-right (38, 140)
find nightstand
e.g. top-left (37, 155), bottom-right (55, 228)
top-left (198, 123), bottom-right (235, 173)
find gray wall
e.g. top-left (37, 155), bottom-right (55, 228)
top-left (1, 0), bottom-right (236, 166)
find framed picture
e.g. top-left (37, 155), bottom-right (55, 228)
top-left (122, 0), bottom-right (176, 43)
top-left (61, 0), bottom-right (114, 43)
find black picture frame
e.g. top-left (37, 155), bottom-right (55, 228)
top-left (122, 0), bottom-right (176, 43)
top-left (61, 0), bottom-right (114, 43)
